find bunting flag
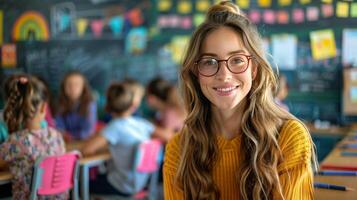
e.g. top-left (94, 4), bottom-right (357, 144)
top-left (292, 8), bottom-right (304, 23)
top-left (109, 16), bottom-right (124, 36)
top-left (278, 0), bottom-right (292, 7)
top-left (248, 10), bottom-right (261, 24)
top-left (90, 20), bottom-right (103, 38)
top-left (263, 10), bottom-right (275, 24)
top-left (277, 11), bottom-right (289, 24)
top-left (336, 1), bottom-right (349, 18)
top-left (193, 14), bottom-right (205, 27)
top-left (76, 18), bottom-right (88, 37)
top-left (177, 1), bottom-right (192, 14)
top-left (321, 4), bottom-right (334, 18)
top-left (258, 0), bottom-right (272, 8)
top-left (59, 13), bottom-right (71, 32)
top-left (158, 0), bottom-right (172, 12)
top-left (236, 0), bottom-right (250, 9)
top-left (306, 7), bottom-right (319, 21)
top-left (127, 8), bottom-right (144, 26)
top-left (299, 0), bottom-right (311, 4)
top-left (196, 0), bottom-right (210, 12)
top-left (321, 0), bottom-right (332, 4)
top-left (181, 16), bottom-right (192, 29)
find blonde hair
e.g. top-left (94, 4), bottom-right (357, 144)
top-left (177, 1), bottom-right (316, 200)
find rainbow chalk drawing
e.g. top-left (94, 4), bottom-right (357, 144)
top-left (12, 11), bottom-right (50, 41)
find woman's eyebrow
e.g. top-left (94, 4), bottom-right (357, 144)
top-left (200, 50), bottom-right (247, 57)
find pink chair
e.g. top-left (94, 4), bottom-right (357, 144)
top-left (132, 139), bottom-right (163, 200)
top-left (29, 151), bottom-right (81, 200)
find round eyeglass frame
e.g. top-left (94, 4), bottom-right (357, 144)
top-left (195, 54), bottom-right (253, 77)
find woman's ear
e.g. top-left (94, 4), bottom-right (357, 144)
top-left (252, 63), bottom-right (258, 80)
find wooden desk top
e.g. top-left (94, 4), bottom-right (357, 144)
top-left (315, 134), bottom-right (357, 200)
top-left (314, 175), bottom-right (357, 200)
top-left (0, 140), bottom-right (111, 183)
top-left (307, 124), bottom-right (351, 136)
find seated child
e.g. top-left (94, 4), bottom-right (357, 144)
top-left (0, 75), bottom-right (66, 199)
top-left (81, 82), bottom-right (169, 195)
top-left (56, 71), bottom-right (97, 140)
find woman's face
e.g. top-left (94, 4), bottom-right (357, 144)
top-left (198, 26), bottom-right (256, 111)
top-left (64, 74), bottom-right (85, 102)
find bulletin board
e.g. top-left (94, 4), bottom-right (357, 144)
top-left (343, 68), bottom-right (357, 116)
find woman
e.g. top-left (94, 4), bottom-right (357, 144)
top-left (163, 1), bottom-right (316, 200)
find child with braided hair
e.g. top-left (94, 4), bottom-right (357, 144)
top-left (0, 75), bottom-right (66, 200)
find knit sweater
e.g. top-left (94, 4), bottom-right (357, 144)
top-left (163, 119), bottom-right (313, 200)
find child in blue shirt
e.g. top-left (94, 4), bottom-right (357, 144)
top-left (81, 82), bottom-right (169, 195)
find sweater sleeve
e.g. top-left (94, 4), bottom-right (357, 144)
top-left (277, 120), bottom-right (314, 200)
top-left (163, 134), bottom-right (184, 200)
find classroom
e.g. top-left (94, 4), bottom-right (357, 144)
top-left (0, 0), bottom-right (357, 199)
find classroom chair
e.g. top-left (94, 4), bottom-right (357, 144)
top-left (29, 151), bottom-right (81, 200)
top-left (93, 139), bottom-right (163, 200)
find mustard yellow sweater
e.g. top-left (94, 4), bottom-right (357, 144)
top-left (163, 120), bottom-right (314, 200)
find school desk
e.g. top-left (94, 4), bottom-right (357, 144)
top-left (315, 132), bottom-right (357, 200)
top-left (0, 141), bottom-right (111, 200)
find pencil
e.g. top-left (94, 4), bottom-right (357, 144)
top-left (314, 183), bottom-right (355, 191)
top-left (341, 151), bottom-right (357, 156)
top-left (318, 170), bottom-right (357, 176)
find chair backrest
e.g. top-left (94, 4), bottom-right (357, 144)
top-left (30, 151), bottom-right (81, 200)
top-left (135, 139), bottom-right (163, 173)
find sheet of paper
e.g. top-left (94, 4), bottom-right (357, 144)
top-left (342, 29), bottom-right (357, 66)
top-left (272, 34), bottom-right (297, 69)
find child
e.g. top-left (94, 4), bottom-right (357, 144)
top-left (56, 71), bottom-right (97, 140)
top-left (122, 78), bottom-right (145, 116)
top-left (146, 77), bottom-right (186, 133)
top-left (0, 75), bottom-right (66, 199)
top-left (164, 1), bottom-right (316, 199)
top-left (81, 82), bottom-right (169, 195)
top-left (275, 74), bottom-right (289, 111)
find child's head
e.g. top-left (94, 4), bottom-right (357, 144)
top-left (146, 77), bottom-right (173, 111)
top-left (121, 78), bottom-right (144, 111)
top-left (105, 83), bottom-right (134, 116)
top-left (3, 75), bottom-right (48, 132)
top-left (275, 75), bottom-right (288, 101)
top-left (59, 71), bottom-right (93, 115)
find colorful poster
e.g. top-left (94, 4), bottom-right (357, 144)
top-left (196, 0), bottom-right (210, 12)
top-left (0, 10), bottom-right (2, 45)
top-left (249, 10), bottom-right (261, 24)
top-left (236, 0), bottom-right (250, 9)
top-left (125, 27), bottom-right (148, 54)
top-left (177, 1), bottom-right (192, 14)
top-left (342, 29), bottom-right (357, 66)
top-left (263, 10), bottom-right (275, 24)
top-left (12, 11), bottom-right (50, 41)
top-left (127, 9), bottom-right (144, 26)
top-left (310, 29), bottom-right (337, 60)
top-left (321, 0), bottom-right (332, 3)
top-left (351, 3), bottom-right (357, 18)
top-left (336, 2), bottom-right (349, 18)
top-left (272, 34), bottom-right (297, 69)
top-left (158, 0), bottom-right (172, 12)
top-left (1, 44), bottom-right (17, 67)
top-left (170, 35), bottom-right (190, 63)
top-left (193, 14), bottom-right (205, 27)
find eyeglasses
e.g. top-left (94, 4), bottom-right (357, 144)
top-left (195, 54), bottom-right (253, 77)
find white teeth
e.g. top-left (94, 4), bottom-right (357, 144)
top-left (216, 86), bottom-right (236, 92)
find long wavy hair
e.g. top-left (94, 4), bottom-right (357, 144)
top-left (176, 1), bottom-right (315, 200)
top-left (4, 75), bottom-right (48, 133)
top-left (58, 71), bottom-right (93, 116)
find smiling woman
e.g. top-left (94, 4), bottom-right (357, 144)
top-left (163, 1), bottom-right (317, 200)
